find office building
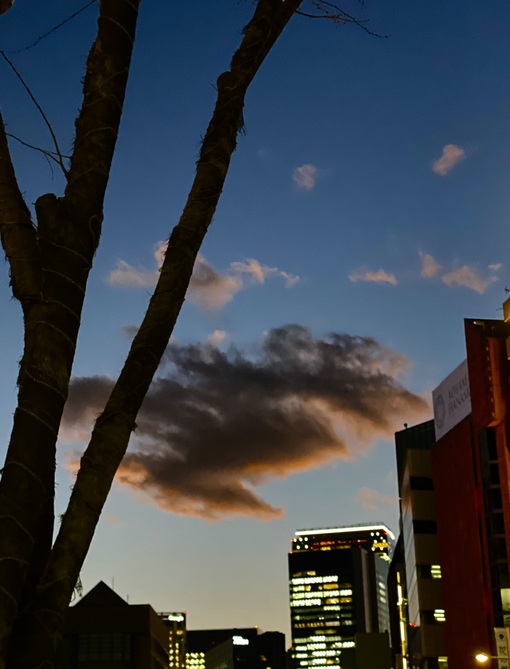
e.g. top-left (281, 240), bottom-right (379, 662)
top-left (393, 421), bottom-right (447, 669)
top-left (288, 524), bottom-right (394, 669)
top-left (431, 314), bottom-right (510, 669)
top-left (159, 612), bottom-right (186, 669)
top-left (186, 629), bottom-right (285, 669)
top-left (55, 581), bottom-right (169, 669)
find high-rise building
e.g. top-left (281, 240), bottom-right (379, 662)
top-left (392, 420), bottom-right (447, 669)
top-left (288, 524), bottom-right (394, 669)
top-left (431, 314), bottom-right (510, 669)
top-left (159, 612), bottom-right (186, 669)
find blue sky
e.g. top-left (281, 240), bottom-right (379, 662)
top-left (1, 0), bottom-right (509, 643)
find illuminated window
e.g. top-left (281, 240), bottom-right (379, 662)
top-left (433, 609), bottom-right (446, 622)
top-left (431, 565), bottom-right (442, 579)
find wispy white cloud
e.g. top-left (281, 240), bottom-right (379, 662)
top-left (419, 251), bottom-right (441, 278)
top-left (107, 241), bottom-right (165, 288)
top-left (207, 330), bottom-right (227, 347)
top-left (107, 242), bottom-right (300, 310)
top-left (230, 258), bottom-right (299, 288)
top-left (356, 487), bottom-right (397, 510)
top-left (188, 255), bottom-right (243, 310)
top-left (441, 263), bottom-right (500, 294)
top-left (349, 267), bottom-right (398, 286)
top-left (432, 144), bottom-right (465, 176)
top-left (417, 251), bottom-right (501, 294)
top-left (293, 163), bottom-right (317, 191)
top-left (107, 260), bottom-right (158, 288)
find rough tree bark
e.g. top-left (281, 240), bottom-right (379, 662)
top-left (0, 0), bottom-right (302, 666)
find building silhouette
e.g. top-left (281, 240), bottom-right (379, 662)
top-left (392, 420), bottom-right (447, 669)
top-left (288, 524), bottom-right (394, 669)
top-left (186, 628), bottom-right (285, 669)
top-left (55, 581), bottom-right (169, 669)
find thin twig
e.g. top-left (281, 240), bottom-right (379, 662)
top-left (8, 0), bottom-right (97, 55)
top-left (0, 51), bottom-right (68, 176)
top-left (6, 132), bottom-right (70, 166)
top-left (297, 0), bottom-right (387, 38)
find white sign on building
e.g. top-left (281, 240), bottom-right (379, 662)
top-left (432, 359), bottom-right (471, 441)
top-left (494, 628), bottom-right (510, 669)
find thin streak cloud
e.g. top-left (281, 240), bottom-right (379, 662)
top-left (349, 267), bottom-right (398, 286)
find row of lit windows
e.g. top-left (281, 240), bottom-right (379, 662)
top-left (291, 576), bottom-right (339, 585)
top-left (291, 590), bottom-right (338, 599)
top-left (299, 657), bottom-right (340, 669)
top-left (293, 620), bottom-right (341, 627)
top-left (292, 583), bottom-right (343, 593)
top-left (293, 638), bottom-right (354, 648)
top-left (291, 591), bottom-right (352, 602)
top-left (295, 650), bottom-right (340, 658)
top-left (291, 588), bottom-right (352, 598)
top-left (299, 660), bottom-right (341, 669)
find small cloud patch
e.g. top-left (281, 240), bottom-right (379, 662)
top-left (419, 251), bottom-right (441, 278)
top-left (293, 163), bottom-right (317, 191)
top-left (441, 264), bottom-right (499, 294)
top-left (432, 144), bottom-right (465, 176)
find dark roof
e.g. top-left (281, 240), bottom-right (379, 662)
top-left (73, 580), bottom-right (129, 609)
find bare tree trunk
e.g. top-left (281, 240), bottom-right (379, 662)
top-left (4, 1), bottom-right (302, 666)
top-left (0, 0), bottom-right (142, 665)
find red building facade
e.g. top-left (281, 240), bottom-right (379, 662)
top-left (432, 316), bottom-right (510, 669)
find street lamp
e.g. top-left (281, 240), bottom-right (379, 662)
top-left (476, 654), bottom-right (491, 663)
top-left (475, 653), bottom-right (509, 664)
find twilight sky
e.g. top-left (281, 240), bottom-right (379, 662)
top-left (1, 0), bottom-right (509, 643)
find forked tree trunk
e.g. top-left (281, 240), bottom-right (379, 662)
top-left (0, 0), bottom-right (302, 667)
top-left (0, 0), bottom-right (142, 664)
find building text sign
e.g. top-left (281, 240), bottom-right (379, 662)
top-left (494, 628), bottom-right (510, 669)
top-left (432, 359), bottom-right (471, 441)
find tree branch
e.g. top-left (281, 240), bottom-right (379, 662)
top-left (6, 133), bottom-right (71, 166)
top-left (64, 0), bottom-right (141, 251)
top-left (297, 0), bottom-right (386, 37)
top-left (0, 51), bottom-right (68, 176)
top-left (0, 113), bottom-right (41, 305)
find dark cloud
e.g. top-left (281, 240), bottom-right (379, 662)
top-left (62, 325), bottom-right (429, 521)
